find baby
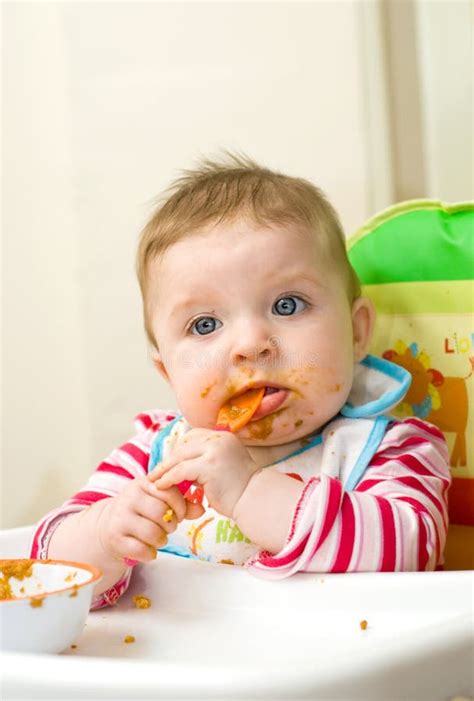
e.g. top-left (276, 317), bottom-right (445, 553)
top-left (31, 154), bottom-right (451, 608)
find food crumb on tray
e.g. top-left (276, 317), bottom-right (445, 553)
top-left (30, 596), bottom-right (45, 608)
top-left (132, 595), bottom-right (151, 609)
top-left (124, 635), bottom-right (136, 644)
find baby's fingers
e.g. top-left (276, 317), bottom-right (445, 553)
top-left (149, 461), bottom-right (179, 482)
top-left (141, 481), bottom-right (187, 523)
top-left (119, 536), bottom-right (163, 564)
top-left (153, 460), bottom-right (200, 492)
top-left (148, 445), bottom-right (201, 481)
top-left (130, 514), bottom-right (169, 550)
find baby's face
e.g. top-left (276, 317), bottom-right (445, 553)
top-left (149, 218), bottom-right (366, 445)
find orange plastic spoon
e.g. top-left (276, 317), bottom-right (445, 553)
top-left (215, 387), bottom-right (266, 432)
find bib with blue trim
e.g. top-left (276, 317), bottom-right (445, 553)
top-left (148, 355), bottom-right (410, 565)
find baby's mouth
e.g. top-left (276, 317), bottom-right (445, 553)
top-left (215, 384), bottom-right (290, 431)
top-left (249, 387), bottom-right (289, 422)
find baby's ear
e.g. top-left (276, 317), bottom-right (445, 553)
top-left (351, 296), bottom-right (376, 362)
top-left (151, 350), bottom-right (170, 382)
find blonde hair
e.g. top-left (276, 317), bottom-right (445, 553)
top-left (136, 152), bottom-right (361, 350)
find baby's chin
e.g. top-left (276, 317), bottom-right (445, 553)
top-left (238, 419), bottom-right (321, 445)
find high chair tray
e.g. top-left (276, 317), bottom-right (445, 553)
top-left (1, 526), bottom-right (472, 700)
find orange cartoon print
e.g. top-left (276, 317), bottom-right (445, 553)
top-left (187, 517), bottom-right (215, 556)
top-left (383, 340), bottom-right (472, 467)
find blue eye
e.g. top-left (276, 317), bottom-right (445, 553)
top-left (272, 296), bottom-right (307, 316)
top-left (190, 317), bottom-right (223, 336)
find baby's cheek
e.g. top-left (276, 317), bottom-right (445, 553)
top-left (173, 380), bottom-right (221, 428)
top-left (306, 366), bottom-right (353, 418)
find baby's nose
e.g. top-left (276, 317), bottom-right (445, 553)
top-left (231, 332), bottom-right (279, 366)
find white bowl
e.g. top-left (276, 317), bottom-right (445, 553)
top-left (0, 559), bottom-right (102, 654)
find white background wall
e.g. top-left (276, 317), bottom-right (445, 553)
top-left (2, 1), bottom-right (472, 528)
top-left (415, 0), bottom-right (473, 201)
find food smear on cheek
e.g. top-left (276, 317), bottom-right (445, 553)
top-left (224, 381), bottom-right (238, 398)
top-left (291, 373), bottom-right (310, 386)
top-left (236, 366), bottom-right (256, 379)
top-left (200, 382), bottom-right (216, 398)
top-left (287, 365), bottom-right (317, 387)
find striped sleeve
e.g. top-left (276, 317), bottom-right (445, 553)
top-left (29, 409), bottom-right (178, 608)
top-left (246, 418), bottom-right (451, 577)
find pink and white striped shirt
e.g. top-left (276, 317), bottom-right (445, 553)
top-left (30, 409), bottom-right (450, 609)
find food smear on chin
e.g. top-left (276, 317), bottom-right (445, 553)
top-left (246, 407), bottom-right (287, 440)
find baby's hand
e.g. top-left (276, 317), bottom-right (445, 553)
top-left (97, 476), bottom-right (203, 564)
top-left (149, 428), bottom-right (260, 518)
